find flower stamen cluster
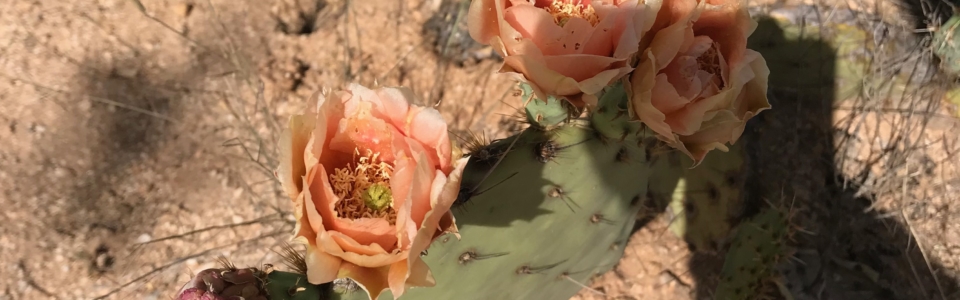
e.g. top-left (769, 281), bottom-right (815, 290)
top-left (545, 1), bottom-right (599, 27)
top-left (330, 148), bottom-right (397, 224)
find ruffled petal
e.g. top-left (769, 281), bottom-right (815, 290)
top-left (407, 107), bottom-right (452, 171)
top-left (502, 4), bottom-right (570, 56)
top-left (410, 157), bottom-right (468, 257)
top-left (277, 113), bottom-right (316, 201)
top-left (304, 244), bottom-right (343, 284)
top-left (390, 153), bottom-right (417, 249)
top-left (371, 86), bottom-right (413, 134)
top-left (318, 230), bottom-right (404, 268)
top-left (407, 146), bottom-right (438, 229)
top-left (467, 0), bottom-right (503, 46)
top-left (387, 260), bottom-right (409, 299)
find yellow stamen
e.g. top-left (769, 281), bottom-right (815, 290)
top-left (330, 148), bottom-right (398, 224)
top-left (545, 1), bottom-right (599, 27)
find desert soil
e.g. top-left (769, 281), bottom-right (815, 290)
top-left (0, 0), bottom-right (958, 300)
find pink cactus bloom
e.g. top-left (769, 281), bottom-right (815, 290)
top-left (468, 0), bottom-right (658, 109)
top-left (276, 83), bottom-right (468, 300)
top-left (629, 0), bottom-right (771, 165)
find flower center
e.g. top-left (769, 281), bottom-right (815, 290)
top-left (696, 42), bottom-right (724, 87)
top-left (544, 0), bottom-right (599, 27)
top-left (330, 148), bottom-right (397, 224)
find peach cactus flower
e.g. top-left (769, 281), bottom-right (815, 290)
top-left (629, 0), bottom-right (770, 165)
top-left (468, 0), bottom-right (657, 109)
top-left (275, 83), bottom-right (468, 300)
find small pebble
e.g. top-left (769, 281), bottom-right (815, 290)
top-left (137, 234), bottom-right (152, 244)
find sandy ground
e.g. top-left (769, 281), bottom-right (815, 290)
top-left (0, 0), bottom-right (958, 299)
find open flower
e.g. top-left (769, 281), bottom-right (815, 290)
top-left (468, 0), bottom-right (656, 109)
top-left (275, 83), bottom-right (468, 300)
top-left (628, 0), bottom-right (770, 165)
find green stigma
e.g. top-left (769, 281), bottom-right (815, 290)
top-left (362, 183), bottom-right (393, 211)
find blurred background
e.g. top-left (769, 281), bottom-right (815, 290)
top-left (0, 0), bottom-right (958, 299)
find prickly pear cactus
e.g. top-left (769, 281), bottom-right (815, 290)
top-left (714, 205), bottom-right (794, 300)
top-left (310, 83), bottom-right (653, 300)
top-left (933, 15), bottom-right (960, 78)
top-left (663, 142), bottom-right (747, 253)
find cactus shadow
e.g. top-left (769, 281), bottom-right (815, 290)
top-left (681, 15), bottom-right (960, 299)
top-left (19, 54), bottom-right (188, 281)
top-left (452, 131), bottom-right (554, 227)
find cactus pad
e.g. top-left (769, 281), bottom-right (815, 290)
top-left (714, 205), bottom-right (793, 300)
top-left (375, 124), bottom-right (651, 299)
top-left (520, 82), bottom-right (578, 129)
top-left (657, 141), bottom-right (747, 253)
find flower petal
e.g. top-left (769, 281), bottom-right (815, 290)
top-left (629, 51), bottom-right (677, 143)
top-left (332, 217), bottom-right (398, 252)
top-left (502, 55), bottom-right (582, 96)
top-left (303, 166), bottom-right (329, 235)
top-left (328, 100), bottom-right (398, 162)
top-left (390, 157), bottom-right (468, 298)
top-left (277, 113), bottom-right (316, 201)
top-left (502, 4), bottom-right (569, 56)
top-left (467, 0), bottom-right (502, 46)
top-left (313, 90), bottom-right (347, 173)
top-left (407, 107), bottom-right (452, 172)
top-left (387, 260), bottom-right (409, 299)
top-left (371, 86), bottom-right (414, 133)
top-left (296, 168), bottom-right (343, 285)
top-left (411, 157), bottom-right (468, 256)
top-left (390, 153), bottom-right (417, 249)
top-left (407, 146), bottom-right (437, 229)
top-left (320, 230), bottom-right (405, 268)
top-left (304, 244), bottom-right (343, 284)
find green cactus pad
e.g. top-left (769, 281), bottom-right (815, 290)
top-left (520, 82), bottom-right (577, 129)
top-left (321, 122), bottom-right (650, 300)
top-left (263, 270), bottom-right (325, 300)
top-left (589, 82), bottom-right (643, 141)
top-left (714, 206), bottom-right (792, 300)
top-left (654, 141), bottom-right (747, 253)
